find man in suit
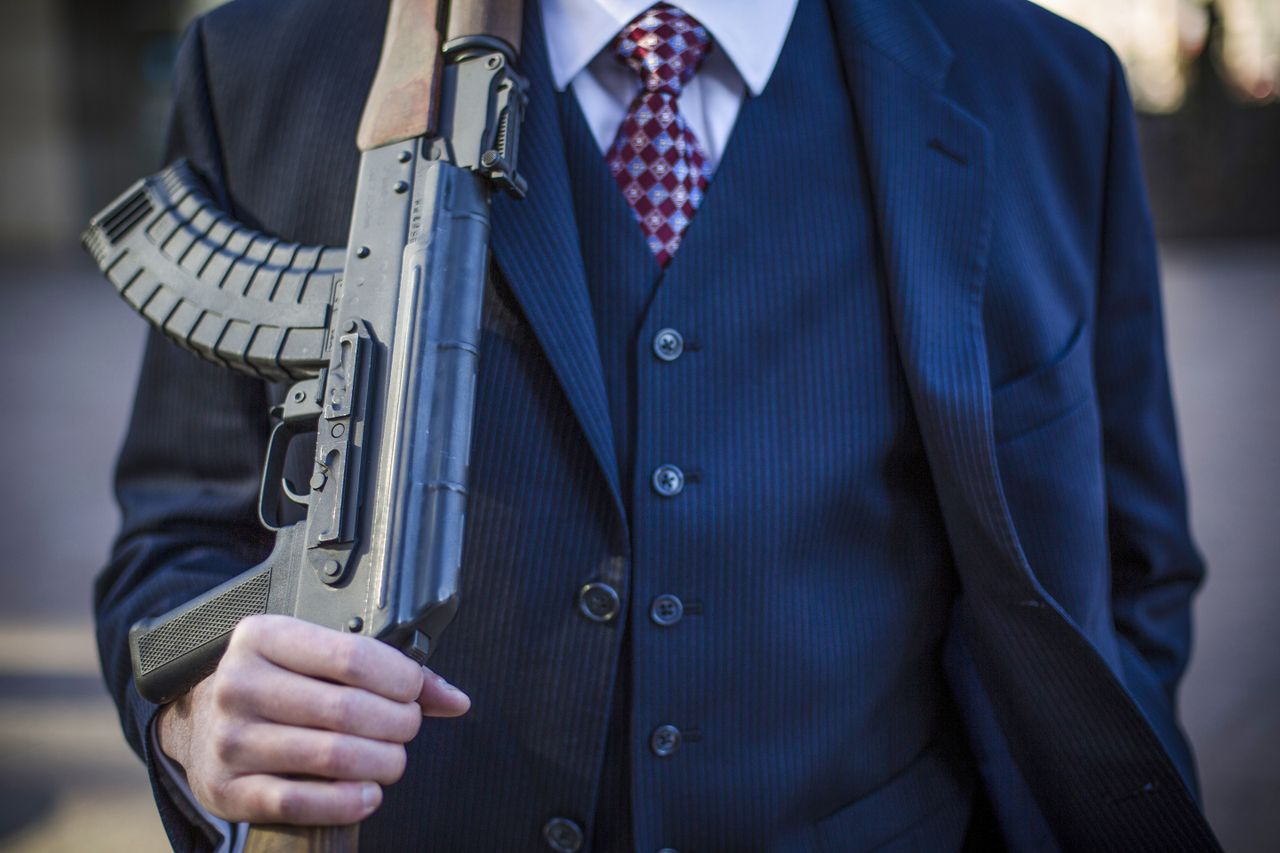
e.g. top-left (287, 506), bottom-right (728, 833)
top-left (95, 0), bottom-right (1220, 850)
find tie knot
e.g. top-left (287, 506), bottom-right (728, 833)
top-left (614, 4), bottom-right (712, 97)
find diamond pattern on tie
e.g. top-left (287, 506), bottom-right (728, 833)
top-left (606, 4), bottom-right (713, 267)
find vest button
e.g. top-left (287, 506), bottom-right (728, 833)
top-left (650, 594), bottom-right (684, 626)
top-left (577, 582), bottom-right (621, 622)
top-left (651, 464), bottom-right (685, 497)
top-left (542, 817), bottom-right (584, 852)
top-left (653, 327), bottom-right (685, 361)
top-left (650, 724), bottom-right (682, 757)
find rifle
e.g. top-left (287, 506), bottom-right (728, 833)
top-left (81, 0), bottom-right (527, 849)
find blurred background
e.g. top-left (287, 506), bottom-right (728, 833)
top-left (0, 0), bottom-right (1275, 850)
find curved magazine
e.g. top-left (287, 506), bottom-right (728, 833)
top-left (81, 160), bottom-right (345, 382)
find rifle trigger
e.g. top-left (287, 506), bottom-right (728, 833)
top-left (282, 477), bottom-right (312, 507)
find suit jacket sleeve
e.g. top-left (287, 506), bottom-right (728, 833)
top-left (1094, 48), bottom-right (1204, 797)
top-left (92, 16), bottom-right (273, 850)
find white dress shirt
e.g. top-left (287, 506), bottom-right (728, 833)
top-left (540, 0), bottom-right (799, 170)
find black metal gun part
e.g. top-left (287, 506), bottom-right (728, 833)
top-left (85, 28), bottom-right (528, 706)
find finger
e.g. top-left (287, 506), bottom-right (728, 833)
top-left (215, 721), bottom-right (408, 785)
top-left (239, 662), bottom-right (422, 743)
top-left (234, 615), bottom-right (424, 702)
top-left (418, 667), bottom-right (471, 718)
top-left (214, 775), bottom-right (381, 826)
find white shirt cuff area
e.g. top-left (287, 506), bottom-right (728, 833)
top-left (149, 717), bottom-right (247, 853)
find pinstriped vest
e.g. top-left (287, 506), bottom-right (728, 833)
top-left (559, 0), bottom-right (977, 848)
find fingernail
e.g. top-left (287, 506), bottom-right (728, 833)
top-left (445, 683), bottom-right (471, 706)
top-left (362, 783), bottom-right (380, 811)
top-left (426, 667), bottom-right (465, 696)
top-left (424, 666), bottom-right (471, 701)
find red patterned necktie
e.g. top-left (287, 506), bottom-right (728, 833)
top-left (605, 4), bottom-right (714, 267)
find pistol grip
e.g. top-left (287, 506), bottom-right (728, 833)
top-left (128, 525), bottom-right (303, 705)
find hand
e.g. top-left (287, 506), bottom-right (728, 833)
top-left (155, 614), bottom-right (470, 825)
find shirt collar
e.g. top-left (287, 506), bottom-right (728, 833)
top-left (540, 0), bottom-right (798, 95)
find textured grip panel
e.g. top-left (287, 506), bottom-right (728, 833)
top-left (131, 525), bottom-right (305, 705)
top-left (130, 562), bottom-right (278, 705)
top-left (135, 569), bottom-right (271, 676)
top-left (81, 160), bottom-right (345, 381)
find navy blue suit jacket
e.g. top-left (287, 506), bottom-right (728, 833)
top-left (94, 0), bottom-right (1218, 849)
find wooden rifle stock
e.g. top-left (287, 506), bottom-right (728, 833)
top-left (244, 824), bottom-right (360, 853)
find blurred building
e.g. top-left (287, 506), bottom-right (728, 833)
top-left (0, 0), bottom-right (212, 253)
top-left (1039, 0), bottom-right (1280, 237)
top-left (1036, 0), bottom-right (1280, 111)
top-left (1, 0), bottom-right (1278, 251)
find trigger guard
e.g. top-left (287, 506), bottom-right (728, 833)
top-left (258, 417), bottom-right (315, 531)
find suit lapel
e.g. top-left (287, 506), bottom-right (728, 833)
top-left (828, 13), bottom-right (1226, 846)
top-left (828, 0), bottom-right (1035, 599)
top-left (490, 5), bottom-right (624, 520)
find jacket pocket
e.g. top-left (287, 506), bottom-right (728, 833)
top-left (811, 739), bottom-right (973, 853)
top-left (991, 321), bottom-right (1092, 445)
top-left (989, 319), bottom-right (1110, 626)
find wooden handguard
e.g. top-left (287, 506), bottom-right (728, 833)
top-left (446, 0), bottom-right (523, 53)
top-left (357, 0), bottom-right (525, 152)
top-left (357, 0), bottom-right (445, 151)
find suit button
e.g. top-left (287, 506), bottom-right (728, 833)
top-left (650, 724), bottom-right (681, 757)
top-left (653, 328), bottom-right (684, 361)
top-left (577, 582), bottom-right (621, 622)
top-left (542, 817), bottom-right (584, 852)
top-left (651, 464), bottom-right (684, 497)
top-left (650, 594), bottom-right (684, 626)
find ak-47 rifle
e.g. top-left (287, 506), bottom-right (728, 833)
top-left (81, 0), bottom-right (527, 849)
